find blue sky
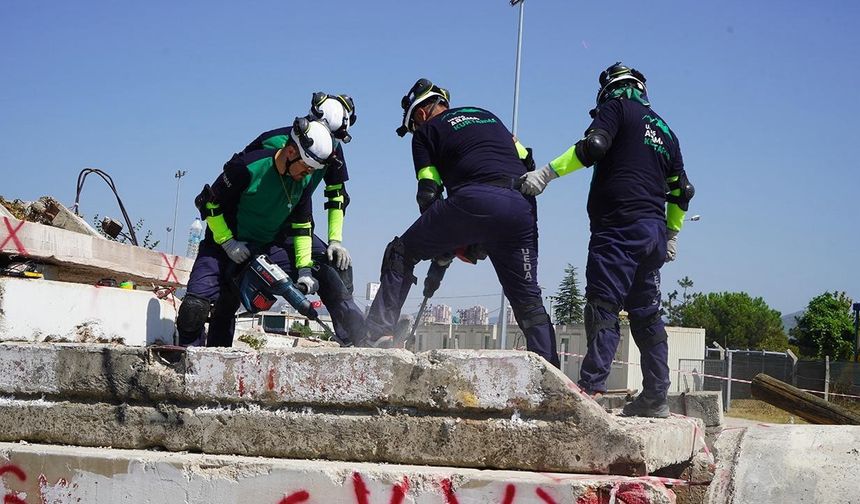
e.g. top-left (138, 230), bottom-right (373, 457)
top-left (2, 1), bottom-right (858, 318)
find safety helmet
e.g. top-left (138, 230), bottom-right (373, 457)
top-left (396, 78), bottom-right (450, 137)
top-left (596, 62), bottom-right (647, 105)
top-left (309, 92), bottom-right (357, 144)
top-left (289, 117), bottom-right (335, 171)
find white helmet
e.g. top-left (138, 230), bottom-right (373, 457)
top-left (309, 92), bottom-right (356, 144)
top-left (289, 117), bottom-right (334, 170)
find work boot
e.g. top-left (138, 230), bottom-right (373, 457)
top-left (621, 393), bottom-right (669, 418)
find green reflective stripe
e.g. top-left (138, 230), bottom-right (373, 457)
top-left (205, 203), bottom-right (233, 244)
top-left (514, 140), bottom-right (528, 159)
top-left (666, 202), bottom-right (685, 232)
top-left (328, 203), bottom-right (345, 243)
top-left (261, 134), bottom-right (289, 150)
top-left (416, 166), bottom-right (442, 185)
top-left (550, 145), bottom-right (585, 176)
top-left (294, 235), bottom-right (313, 268)
top-left (325, 183), bottom-right (343, 191)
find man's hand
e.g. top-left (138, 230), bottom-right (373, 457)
top-left (666, 230), bottom-right (679, 262)
top-left (221, 238), bottom-right (251, 264)
top-left (518, 164), bottom-right (559, 196)
top-left (296, 267), bottom-right (319, 295)
top-left (326, 240), bottom-right (352, 270)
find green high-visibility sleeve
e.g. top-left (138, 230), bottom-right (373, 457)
top-left (292, 221), bottom-right (313, 268)
top-left (204, 202), bottom-right (233, 244)
top-left (327, 183), bottom-right (345, 243)
top-left (549, 145), bottom-right (586, 176)
top-left (514, 140), bottom-right (529, 159)
top-left (416, 166), bottom-right (442, 185)
top-left (666, 175), bottom-right (686, 232)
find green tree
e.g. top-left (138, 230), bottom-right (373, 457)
top-left (680, 291), bottom-right (789, 351)
top-left (790, 291), bottom-right (855, 360)
top-left (289, 320), bottom-right (315, 338)
top-left (663, 276), bottom-right (697, 325)
top-left (553, 264), bottom-right (585, 324)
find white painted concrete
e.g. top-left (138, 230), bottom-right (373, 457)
top-left (0, 278), bottom-right (177, 345)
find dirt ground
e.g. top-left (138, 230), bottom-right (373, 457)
top-left (727, 398), bottom-right (860, 424)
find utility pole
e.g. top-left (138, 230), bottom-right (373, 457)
top-left (171, 170), bottom-right (187, 255)
top-left (499, 0), bottom-right (526, 350)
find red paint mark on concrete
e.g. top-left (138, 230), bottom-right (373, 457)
top-left (238, 376), bottom-right (246, 396)
top-left (500, 484), bottom-right (516, 504)
top-left (390, 476), bottom-right (410, 504)
top-left (38, 474), bottom-right (69, 504)
top-left (440, 479), bottom-right (459, 504)
top-left (160, 253), bottom-right (179, 283)
top-left (0, 466), bottom-right (25, 482)
top-left (536, 487), bottom-right (558, 504)
top-left (615, 482), bottom-right (650, 504)
top-left (353, 472), bottom-right (370, 504)
top-left (267, 368), bottom-right (276, 391)
top-left (4, 495), bottom-right (27, 504)
top-left (0, 218), bottom-right (27, 255)
top-left (575, 488), bottom-right (604, 504)
top-left (278, 490), bottom-right (310, 504)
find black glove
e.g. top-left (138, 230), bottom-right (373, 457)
top-left (416, 179), bottom-right (443, 214)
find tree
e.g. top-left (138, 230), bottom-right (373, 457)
top-left (790, 291), bottom-right (855, 360)
top-left (553, 264), bottom-right (585, 324)
top-left (289, 320), bottom-right (315, 338)
top-left (663, 276), bottom-right (697, 325)
top-left (680, 291), bottom-right (789, 351)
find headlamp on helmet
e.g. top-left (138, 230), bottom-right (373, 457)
top-left (290, 117), bottom-right (335, 171)
top-left (396, 78), bottom-right (450, 137)
top-left (310, 92), bottom-right (357, 144)
top-left (595, 62), bottom-right (647, 105)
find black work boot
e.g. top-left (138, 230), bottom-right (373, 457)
top-left (621, 393), bottom-right (669, 418)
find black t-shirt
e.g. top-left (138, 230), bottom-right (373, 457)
top-left (411, 106), bottom-right (524, 189)
top-left (241, 126), bottom-right (349, 186)
top-left (586, 98), bottom-right (685, 227)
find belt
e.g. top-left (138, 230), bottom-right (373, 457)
top-left (478, 176), bottom-right (523, 190)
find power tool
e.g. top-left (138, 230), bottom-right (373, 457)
top-left (236, 255), bottom-right (336, 338)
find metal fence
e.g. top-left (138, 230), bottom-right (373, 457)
top-left (678, 349), bottom-right (860, 411)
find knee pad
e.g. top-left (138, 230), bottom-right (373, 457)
top-left (511, 302), bottom-right (550, 330)
top-left (584, 298), bottom-right (619, 341)
top-left (338, 263), bottom-right (355, 295)
top-left (176, 294), bottom-right (211, 341)
top-left (630, 311), bottom-right (668, 349)
top-left (314, 262), bottom-right (352, 303)
top-left (381, 236), bottom-right (417, 279)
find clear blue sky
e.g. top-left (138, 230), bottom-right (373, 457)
top-left (2, 1), bottom-right (858, 318)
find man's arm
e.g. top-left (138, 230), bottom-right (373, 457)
top-left (195, 155), bottom-right (251, 245)
top-left (412, 130), bottom-right (443, 213)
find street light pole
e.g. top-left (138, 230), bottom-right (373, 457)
top-left (171, 170), bottom-right (187, 255)
top-left (499, 0), bottom-right (526, 351)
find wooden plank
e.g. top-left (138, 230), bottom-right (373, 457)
top-left (751, 373), bottom-right (860, 425)
top-left (1, 216), bottom-right (191, 287)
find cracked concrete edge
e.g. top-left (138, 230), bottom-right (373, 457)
top-left (0, 441), bottom-right (678, 504)
top-left (705, 428), bottom-right (746, 504)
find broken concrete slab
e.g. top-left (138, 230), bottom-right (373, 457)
top-left (27, 196), bottom-right (104, 238)
top-left (0, 215), bottom-right (191, 286)
top-left (598, 392), bottom-right (724, 428)
top-left (0, 441), bottom-right (678, 504)
top-left (0, 342), bottom-right (703, 475)
top-left (0, 277), bottom-right (177, 345)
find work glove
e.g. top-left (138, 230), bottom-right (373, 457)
top-left (221, 238), bottom-right (250, 264)
top-left (296, 267), bottom-right (319, 295)
top-left (666, 230), bottom-right (679, 262)
top-left (518, 164), bottom-right (558, 196)
top-left (326, 240), bottom-right (352, 270)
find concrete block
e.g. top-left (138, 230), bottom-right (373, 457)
top-left (0, 343), bottom-right (704, 476)
top-left (0, 442), bottom-right (678, 504)
top-left (0, 216), bottom-right (191, 286)
top-left (598, 391), bottom-right (723, 427)
top-left (0, 278), bottom-right (177, 345)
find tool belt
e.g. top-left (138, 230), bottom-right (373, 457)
top-left (478, 176), bottom-right (522, 190)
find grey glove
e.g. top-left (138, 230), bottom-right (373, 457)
top-left (666, 230), bottom-right (679, 262)
top-left (518, 164), bottom-right (559, 196)
top-left (326, 240), bottom-right (352, 270)
top-left (296, 267), bottom-right (319, 295)
top-left (221, 238), bottom-right (250, 264)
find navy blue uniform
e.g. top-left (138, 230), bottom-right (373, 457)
top-left (366, 106), bottom-right (560, 366)
top-left (578, 97), bottom-right (686, 399)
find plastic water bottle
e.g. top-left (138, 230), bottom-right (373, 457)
top-left (186, 218), bottom-right (205, 258)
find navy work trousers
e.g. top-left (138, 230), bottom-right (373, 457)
top-left (183, 235), bottom-right (364, 347)
top-left (578, 218), bottom-right (670, 397)
top-left (366, 184), bottom-right (560, 367)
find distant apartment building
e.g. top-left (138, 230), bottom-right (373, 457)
top-left (504, 305), bottom-right (517, 325)
top-left (430, 304), bottom-right (452, 324)
top-left (458, 305), bottom-right (489, 326)
top-left (364, 282), bottom-right (380, 315)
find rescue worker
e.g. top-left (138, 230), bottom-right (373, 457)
top-left (176, 118), bottom-right (338, 347)
top-left (520, 62), bottom-right (695, 417)
top-left (364, 78), bottom-right (560, 367)
top-left (238, 93), bottom-right (365, 345)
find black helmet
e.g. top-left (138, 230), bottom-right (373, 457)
top-left (596, 62), bottom-right (647, 105)
top-left (396, 78), bottom-right (450, 137)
